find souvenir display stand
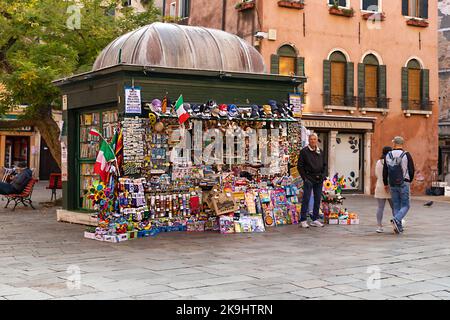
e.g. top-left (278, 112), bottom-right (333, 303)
top-left (82, 98), bottom-right (313, 242)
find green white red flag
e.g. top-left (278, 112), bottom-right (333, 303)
top-left (174, 95), bottom-right (190, 124)
top-left (94, 139), bottom-right (116, 182)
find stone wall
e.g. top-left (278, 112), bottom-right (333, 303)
top-left (439, 0), bottom-right (450, 121)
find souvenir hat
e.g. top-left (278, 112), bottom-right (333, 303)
top-left (263, 105), bottom-right (272, 116)
top-left (227, 104), bottom-right (239, 118)
top-left (258, 105), bottom-right (265, 117)
top-left (202, 103), bottom-right (212, 118)
top-left (151, 99), bottom-right (162, 113)
top-left (191, 104), bottom-right (201, 115)
top-left (250, 105), bottom-right (260, 118)
top-left (219, 104), bottom-right (228, 117)
top-left (211, 105), bottom-right (220, 117)
top-left (183, 103), bottom-right (192, 114)
top-left (268, 100), bottom-right (279, 115)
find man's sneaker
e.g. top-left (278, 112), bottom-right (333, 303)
top-left (310, 220), bottom-right (324, 227)
top-left (391, 219), bottom-right (400, 234)
top-left (376, 226), bottom-right (384, 233)
top-left (300, 221), bottom-right (309, 228)
top-left (401, 219), bottom-right (406, 228)
top-left (397, 221), bottom-right (404, 233)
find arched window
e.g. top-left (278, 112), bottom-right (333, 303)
top-left (278, 45), bottom-right (297, 76)
top-left (323, 50), bottom-right (354, 106)
top-left (402, 58), bottom-right (430, 110)
top-left (270, 44), bottom-right (304, 77)
top-left (358, 53), bottom-right (387, 108)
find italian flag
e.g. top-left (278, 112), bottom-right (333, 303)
top-left (175, 95), bottom-right (190, 124)
top-left (94, 140), bottom-right (116, 182)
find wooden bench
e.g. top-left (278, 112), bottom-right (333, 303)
top-left (4, 178), bottom-right (38, 211)
top-left (46, 173), bottom-right (62, 201)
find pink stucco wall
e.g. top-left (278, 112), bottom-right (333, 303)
top-left (176, 0), bottom-right (439, 194)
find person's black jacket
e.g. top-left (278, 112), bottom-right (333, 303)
top-left (297, 146), bottom-right (327, 184)
top-left (11, 168), bottom-right (32, 193)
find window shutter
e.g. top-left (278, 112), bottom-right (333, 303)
top-left (270, 54), bottom-right (279, 74)
top-left (345, 62), bottom-right (354, 106)
top-left (323, 60), bottom-right (331, 105)
top-left (378, 65), bottom-right (387, 108)
top-left (421, 69), bottom-right (430, 109)
top-left (358, 63), bottom-right (365, 108)
top-left (401, 67), bottom-right (409, 109)
top-left (402, 0), bottom-right (408, 16)
top-left (421, 0), bottom-right (428, 19)
top-left (296, 57), bottom-right (305, 76)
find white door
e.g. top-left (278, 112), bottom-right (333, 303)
top-left (335, 133), bottom-right (362, 191)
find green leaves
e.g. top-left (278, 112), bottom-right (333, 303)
top-left (0, 0), bottom-right (160, 116)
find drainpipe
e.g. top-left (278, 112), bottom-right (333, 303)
top-left (222, 0), bottom-right (227, 31)
top-left (162, 0), bottom-right (166, 18)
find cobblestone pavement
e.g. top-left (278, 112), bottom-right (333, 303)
top-left (1, 192), bottom-right (450, 300)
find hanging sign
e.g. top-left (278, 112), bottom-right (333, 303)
top-left (61, 140), bottom-right (68, 182)
top-left (289, 93), bottom-right (302, 118)
top-left (124, 86), bottom-right (142, 114)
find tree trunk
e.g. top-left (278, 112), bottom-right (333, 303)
top-left (0, 117), bottom-right (61, 169)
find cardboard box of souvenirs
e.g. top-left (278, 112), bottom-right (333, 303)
top-left (84, 231), bottom-right (104, 241)
top-left (103, 234), bottom-right (128, 243)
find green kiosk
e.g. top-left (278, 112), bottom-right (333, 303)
top-left (54, 22), bottom-right (305, 223)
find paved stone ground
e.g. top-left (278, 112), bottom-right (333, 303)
top-left (0, 185), bottom-right (450, 300)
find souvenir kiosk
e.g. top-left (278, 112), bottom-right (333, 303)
top-left (54, 23), bottom-right (310, 241)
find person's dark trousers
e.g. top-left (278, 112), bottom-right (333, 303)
top-left (0, 182), bottom-right (16, 195)
top-left (300, 180), bottom-right (323, 222)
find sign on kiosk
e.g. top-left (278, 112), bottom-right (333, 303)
top-left (125, 86), bottom-right (142, 114)
top-left (289, 93), bottom-right (302, 118)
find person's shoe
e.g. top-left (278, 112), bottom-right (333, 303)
top-left (397, 221), bottom-right (404, 233)
top-left (376, 226), bottom-right (384, 233)
top-left (310, 220), bottom-right (324, 227)
top-left (391, 219), bottom-right (400, 234)
top-left (401, 219), bottom-right (406, 228)
top-left (300, 221), bottom-right (309, 228)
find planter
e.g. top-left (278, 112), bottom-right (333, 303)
top-left (278, 1), bottom-right (304, 9)
top-left (362, 12), bottom-right (385, 21)
top-left (406, 18), bottom-right (429, 27)
top-left (329, 6), bottom-right (354, 17)
top-left (236, 1), bottom-right (255, 12)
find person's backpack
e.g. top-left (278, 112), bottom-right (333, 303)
top-left (387, 151), bottom-right (407, 187)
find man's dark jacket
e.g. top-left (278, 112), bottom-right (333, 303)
top-left (297, 146), bottom-right (327, 183)
top-left (11, 168), bottom-right (33, 193)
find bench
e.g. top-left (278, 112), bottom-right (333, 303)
top-left (4, 178), bottom-right (38, 211)
top-left (46, 173), bottom-right (62, 201)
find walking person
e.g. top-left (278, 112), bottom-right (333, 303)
top-left (383, 136), bottom-right (415, 234)
top-left (297, 133), bottom-right (327, 228)
top-left (374, 146), bottom-right (394, 233)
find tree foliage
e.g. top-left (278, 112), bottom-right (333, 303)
top-left (0, 0), bottom-right (160, 167)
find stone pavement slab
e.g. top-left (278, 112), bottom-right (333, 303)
top-left (1, 195), bottom-right (450, 299)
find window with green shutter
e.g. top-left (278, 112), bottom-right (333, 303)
top-left (402, 59), bottom-right (430, 110)
top-left (271, 45), bottom-right (305, 77)
top-left (324, 51), bottom-right (354, 106)
top-left (358, 54), bottom-right (387, 109)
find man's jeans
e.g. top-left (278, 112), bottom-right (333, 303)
top-left (301, 180), bottom-right (323, 222)
top-left (390, 182), bottom-right (410, 223)
top-left (0, 182), bottom-right (16, 195)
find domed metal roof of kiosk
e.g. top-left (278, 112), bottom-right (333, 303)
top-left (92, 22), bottom-right (266, 73)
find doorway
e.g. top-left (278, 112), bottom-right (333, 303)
top-left (39, 137), bottom-right (60, 180)
top-left (4, 136), bottom-right (30, 168)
